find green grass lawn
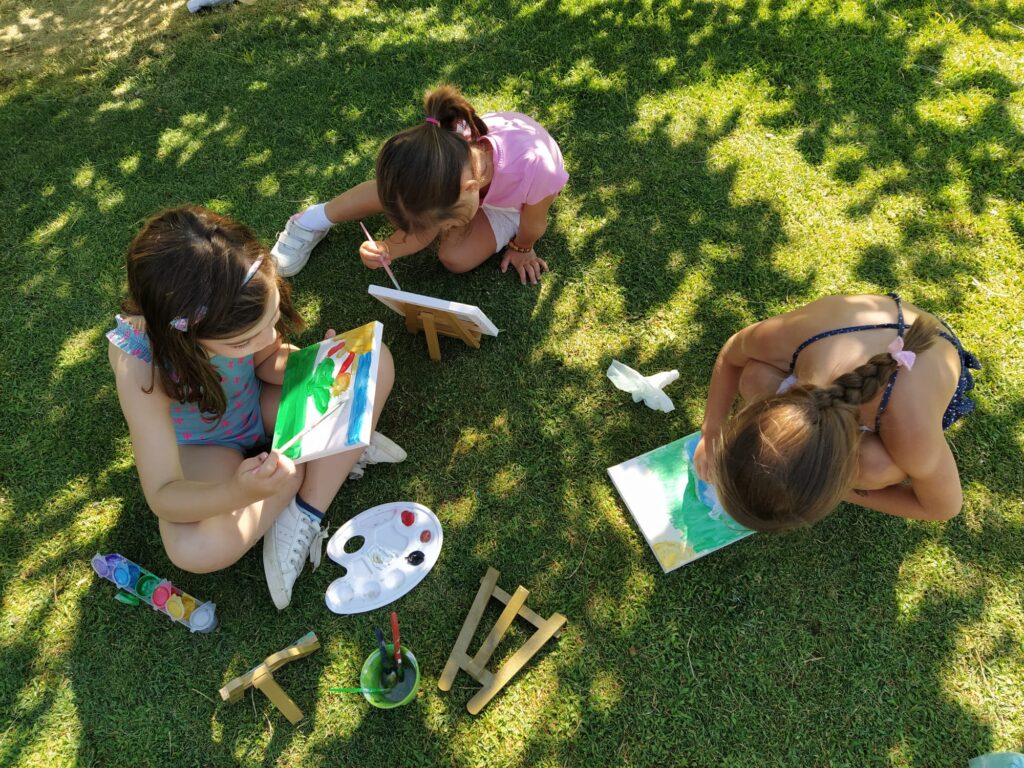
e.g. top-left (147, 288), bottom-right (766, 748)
top-left (1, 0), bottom-right (1022, 765)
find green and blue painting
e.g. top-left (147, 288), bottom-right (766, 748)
top-left (608, 431), bottom-right (753, 572)
top-left (273, 321), bottom-right (382, 463)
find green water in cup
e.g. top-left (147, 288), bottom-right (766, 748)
top-left (359, 644), bottom-right (420, 708)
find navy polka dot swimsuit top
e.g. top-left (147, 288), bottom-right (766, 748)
top-left (782, 294), bottom-right (981, 432)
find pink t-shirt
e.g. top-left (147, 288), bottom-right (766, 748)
top-left (479, 112), bottom-right (568, 209)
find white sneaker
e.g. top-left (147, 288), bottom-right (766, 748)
top-left (270, 218), bottom-right (329, 277)
top-left (186, 0), bottom-right (231, 11)
top-left (263, 499), bottom-right (327, 609)
top-left (347, 431), bottom-right (407, 480)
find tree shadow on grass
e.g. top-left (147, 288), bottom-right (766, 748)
top-left (0, 0), bottom-right (1021, 766)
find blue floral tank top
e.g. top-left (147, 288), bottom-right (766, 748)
top-left (107, 315), bottom-right (266, 450)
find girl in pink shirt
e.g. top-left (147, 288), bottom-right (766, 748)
top-left (271, 85), bottom-right (569, 286)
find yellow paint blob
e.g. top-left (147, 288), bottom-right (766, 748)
top-left (165, 595), bottom-right (185, 620)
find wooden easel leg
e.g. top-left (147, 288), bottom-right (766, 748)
top-left (253, 670), bottom-right (304, 724)
top-left (439, 567), bottom-right (501, 691)
top-left (446, 313), bottom-right (482, 350)
top-left (420, 312), bottom-right (442, 361)
top-left (466, 586), bottom-right (529, 677)
top-left (466, 612), bottom-right (567, 716)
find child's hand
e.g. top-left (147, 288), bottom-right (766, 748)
top-left (359, 239), bottom-right (391, 270)
top-left (234, 450), bottom-right (297, 501)
top-left (500, 247), bottom-right (549, 285)
top-left (693, 435), bottom-right (713, 482)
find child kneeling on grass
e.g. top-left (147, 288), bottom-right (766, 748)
top-left (694, 293), bottom-right (981, 529)
top-left (271, 84), bottom-right (568, 286)
top-left (107, 206), bottom-right (406, 608)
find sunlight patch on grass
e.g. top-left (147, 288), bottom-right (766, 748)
top-left (118, 154), bottom-right (140, 175)
top-left (256, 174), bottom-right (280, 197)
top-left (29, 205), bottom-right (82, 246)
top-left (56, 327), bottom-right (103, 370)
top-left (451, 651), bottom-right (572, 764)
top-left (488, 465), bottom-right (526, 497)
top-left (440, 494), bottom-right (478, 531)
top-left (893, 540), bottom-right (972, 626)
top-left (363, 6), bottom-right (471, 48)
top-left (97, 97), bottom-right (144, 113)
top-left (917, 89), bottom-right (998, 132)
top-left (243, 148), bottom-right (272, 167)
top-left (156, 111), bottom-right (232, 167)
top-left (588, 668), bottom-right (623, 714)
top-left (71, 163), bottom-right (94, 189)
top-left (941, 583), bottom-right (1024, 742)
top-left (562, 58), bottom-right (622, 92)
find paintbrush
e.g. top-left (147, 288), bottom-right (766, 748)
top-left (276, 396), bottom-right (349, 455)
top-left (360, 221), bottom-right (401, 291)
top-left (375, 627), bottom-right (398, 689)
top-left (390, 610), bottom-right (404, 682)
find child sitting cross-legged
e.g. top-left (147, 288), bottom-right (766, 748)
top-left (108, 206), bottom-right (406, 608)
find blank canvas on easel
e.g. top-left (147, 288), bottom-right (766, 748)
top-left (368, 285), bottom-right (499, 361)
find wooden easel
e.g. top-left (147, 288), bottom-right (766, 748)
top-left (219, 631), bottom-right (320, 724)
top-left (439, 567), bottom-right (566, 714)
top-left (400, 302), bottom-right (481, 362)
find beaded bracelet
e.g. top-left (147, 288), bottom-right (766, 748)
top-left (506, 239), bottom-right (532, 253)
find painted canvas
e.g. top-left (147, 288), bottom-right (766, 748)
top-left (272, 321), bottom-right (383, 464)
top-left (368, 285), bottom-right (500, 336)
top-left (607, 431), bottom-right (754, 572)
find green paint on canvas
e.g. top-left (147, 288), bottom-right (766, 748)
top-left (643, 434), bottom-right (749, 554)
top-left (273, 342), bottom-right (320, 460)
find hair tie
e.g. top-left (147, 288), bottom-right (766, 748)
top-left (169, 305), bottom-right (208, 333)
top-left (241, 254), bottom-right (264, 286)
top-left (424, 117), bottom-right (440, 126)
top-left (887, 336), bottom-right (916, 370)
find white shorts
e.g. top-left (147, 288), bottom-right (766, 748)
top-left (481, 205), bottom-right (520, 253)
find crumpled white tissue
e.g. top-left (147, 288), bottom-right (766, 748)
top-left (606, 359), bottom-right (679, 413)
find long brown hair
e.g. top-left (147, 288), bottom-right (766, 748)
top-left (710, 313), bottom-right (941, 530)
top-left (376, 85), bottom-right (488, 234)
top-left (122, 205), bottom-right (303, 420)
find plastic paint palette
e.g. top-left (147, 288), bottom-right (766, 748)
top-left (325, 502), bottom-right (442, 614)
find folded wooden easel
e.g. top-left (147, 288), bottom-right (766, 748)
top-left (219, 631), bottom-right (320, 724)
top-left (439, 567), bottom-right (566, 714)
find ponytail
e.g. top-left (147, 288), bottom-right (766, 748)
top-left (423, 85), bottom-right (488, 140)
top-left (376, 85), bottom-right (487, 234)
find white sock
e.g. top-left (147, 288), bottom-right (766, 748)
top-left (294, 203), bottom-right (334, 231)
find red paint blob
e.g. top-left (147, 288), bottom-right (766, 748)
top-left (400, 510), bottom-right (415, 527)
top-left (420, 530), bottom-right (432, 543)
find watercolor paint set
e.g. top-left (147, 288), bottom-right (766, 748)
top-left (91, 553), bottom-right (218, 633)
top-left (324, 501), bottom-right (443, 614)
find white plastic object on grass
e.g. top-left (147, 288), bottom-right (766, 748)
top-left (606, 359), bottom-right (679, 413)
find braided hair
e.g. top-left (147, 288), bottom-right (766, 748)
top-left (710, 313), bottom-right (941, 530)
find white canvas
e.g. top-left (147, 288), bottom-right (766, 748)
top-left (368, 285), bottom-right (500, 337)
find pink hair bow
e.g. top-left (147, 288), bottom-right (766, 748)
top-left (887, 336), bottom-right (916, 370)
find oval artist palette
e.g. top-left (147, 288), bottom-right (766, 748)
top-left (325, 502), bottom-right (443, 615)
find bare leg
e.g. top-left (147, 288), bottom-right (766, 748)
top-left (855, 432), bottom-right (909, 490)
top-left (738, 360), bottom-right (788, 401)
top-left (158, 346), bottom-right (395, 573)
top-left (159, 444), bottom-right (304, 574)
top-left (438, 209), bottom-right (497, 274)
